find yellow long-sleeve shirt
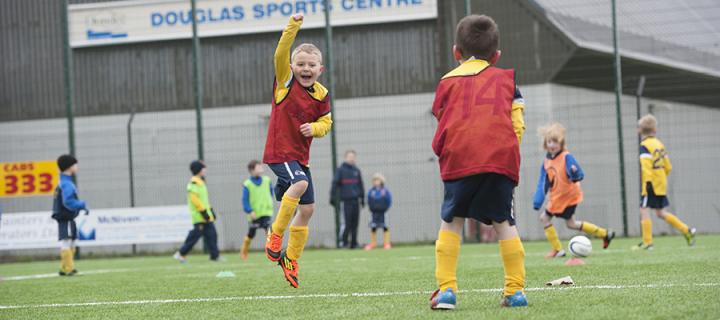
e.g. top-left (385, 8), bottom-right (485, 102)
top-left (273, 17), bottom-right (332, 138)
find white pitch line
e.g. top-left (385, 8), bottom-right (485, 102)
top-left (0, 263), bottom-right (216, 282)
top-left (1, 268), bottom-right (131, 281)
top-left (0, 283), bottom-right (718, 310)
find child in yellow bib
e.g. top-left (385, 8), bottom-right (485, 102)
top-left (533, 123), bottom-right (615, 258)
top-left (634, 115), bottom-right (696, 250)
top-left (174, 160), bottom-right (221, 262)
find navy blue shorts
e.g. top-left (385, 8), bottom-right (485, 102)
top-left (545, 205), bottom-right (577, 220)
top-left (440, 172), bottom-right (516, 226)
top-left (268, 161), bottom-right (314, 205)
top-left (641, 184), bottom-right (669, 209)
top-left (369, 211), bottom-right (387, 229)
top-left (250, 216), bottom-right (272, 229)
top-left (57, 219), bottom-right (77, 241)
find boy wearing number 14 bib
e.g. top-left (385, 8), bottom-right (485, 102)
top-left (429, 15), bottom-right (527, 310)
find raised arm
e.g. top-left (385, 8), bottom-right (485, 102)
top-left (274, 15), bottom-right (303, 86)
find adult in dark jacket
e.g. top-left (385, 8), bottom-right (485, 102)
top-left (331, 150), bottom-right (364, 248)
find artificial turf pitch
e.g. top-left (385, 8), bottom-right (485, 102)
top-left (1, 235), bottom-right (719, 319)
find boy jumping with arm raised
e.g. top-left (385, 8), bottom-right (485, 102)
top-left (264, 14), bottom-right (332, 288)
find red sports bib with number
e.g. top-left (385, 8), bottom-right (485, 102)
top-left (431, 66), bottom-right (520, 183)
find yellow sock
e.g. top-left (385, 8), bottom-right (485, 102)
top-left (499, 236), bottom-right (526, 296)
top-left (580, 222), bottom-right (608, 238)
top-left (369, 231), bottom-right (377, 246)
top-left (286, 226), bottom-right (309, 261)
top-left (241, 236), bottom-right (252, 254)
top-left (544, 225), bottom-right (562, 251)
top-left (271, 195), bottom-right (300, 236)
top-left (641, 219), bottom-right (653, 245)
top-left (60, 249), bottom-right (74, 273)
top-left (663, 212), bottom-right (689, 234)
top-left (60, 250), bottom-right (69, 272)
top-left (383, 230), bottom-right (391, 246)
top-left (68, 250), bottom-right (75, 271)
top-left (435, 230), bottom-right (461, 292)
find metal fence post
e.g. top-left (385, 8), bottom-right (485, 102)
top-left (191, 0), bottom-right (204, 161)
top-left (127, 112), bottom-right (136, 208)
top-left (61, 0), bottom-right (76, 158)
top-left (323, 0), bottom-right (341, 248)
top-left (611, 0), bottom-right (629, 237)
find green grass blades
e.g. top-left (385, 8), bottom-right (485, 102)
top-left (1, 235), bottom-right (719, 319)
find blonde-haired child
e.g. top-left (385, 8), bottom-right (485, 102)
top-left (533, 122), bottom-right (615, 258)
top-left (634, 114), bottom-right (696, 250)
top-left (364, 173), bottom-right (392, 250)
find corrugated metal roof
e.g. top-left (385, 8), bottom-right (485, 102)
top-left (532, 0), bottom-right (720, 75)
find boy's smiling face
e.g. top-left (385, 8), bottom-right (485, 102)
top-left (291, 51), bottom-right (323, 87)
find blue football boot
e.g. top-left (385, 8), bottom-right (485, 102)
top-left (501, 291), bottom-right (528, 308)
top-left (429, 288), bottom-right (456, 310)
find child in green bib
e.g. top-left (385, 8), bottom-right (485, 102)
top-left (240, 160), bottom-right (275, 260)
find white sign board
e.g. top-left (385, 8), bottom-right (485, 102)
top-left (0, 206), bottom-right (193, 250)
top-left (69, 0), bottom-right (438, 47)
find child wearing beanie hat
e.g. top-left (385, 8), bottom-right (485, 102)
top-left (174, 160), bottom-right (222, 262)
top-left (52, 154), bottom-right (87, 276)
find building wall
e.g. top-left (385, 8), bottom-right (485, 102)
top-left (1, 0), bottom-right (577, 122)
top-left (0, 0), bottom-right (446, 121)
top-left (3, 84), bottom-right (718, 257)
top-left (0, 0), bottom-right (66, 120)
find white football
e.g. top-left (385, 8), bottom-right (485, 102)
top-left (568, 235), bottom-right (592, 257)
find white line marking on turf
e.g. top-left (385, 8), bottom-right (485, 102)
top-left (1, 269), bottom-right (131, 281)
top-left (1, 263), bottom-right (213, 282)
top-left (0, 283), bottom-right (718, 310)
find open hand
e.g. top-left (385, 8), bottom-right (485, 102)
top-left (293, 14), bottom-right (304, 21)
top-left (300, 123), bottom-right (313, 137)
